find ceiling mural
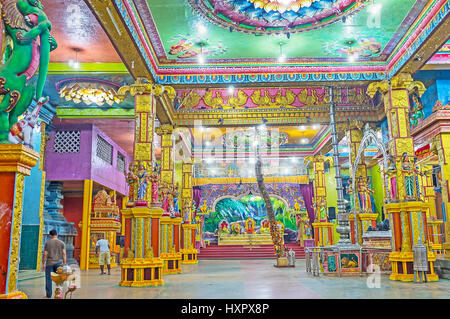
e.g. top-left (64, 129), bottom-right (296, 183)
top-left (187, 0), bottom-right (369, 36)
top-left (174, 87), bottom-right (372, 110)
top-left (141, 0), bottom-right (422, 62)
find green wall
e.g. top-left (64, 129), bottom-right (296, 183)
top-left (368, 164), bottom-right (384, 222)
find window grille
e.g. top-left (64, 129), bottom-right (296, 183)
top-left (96, 136), bottom-right (113, 165)
top-left (53, 131), bottom-right (81, 153)
top-left (117, 152), bottom-right (126, 173)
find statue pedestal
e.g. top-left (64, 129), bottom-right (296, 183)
top-left (312, 222), bottom-right (334, 247)
top-left (119, 257), bottom-right (164, 287)
top-left (349, 213), bottom-right (378, 244)
top-left (386, 201), bottom-right (439, 282)
top-left (181, 224), bottom-right (198, 264)
top-left (160, 217), bottom-right (182, 274)
top-left (119, 206), bottom-right (164, 287)
top-left (0, 145), bottom-right (39, 299)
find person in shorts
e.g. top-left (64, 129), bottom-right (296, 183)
top-left (42, 229), bottom-right (66, 298)
top-left (95, 235), bottom-right (111, 275)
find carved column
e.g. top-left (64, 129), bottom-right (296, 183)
top-left (180, 158), bottom-right (198, 263)
top-left (156, 124), bottom-right (175, 189)
top-left (367, 73), bottom-right (438, 282)
top-left (117, 78), bottom-right (173, 287)
top-left (304, 155), bottom-right (334, 247)
top-left (0, 145), bottom-right (39, 299)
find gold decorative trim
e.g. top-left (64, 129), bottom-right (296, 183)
top-left (7, 173), bottom-right (25, 293)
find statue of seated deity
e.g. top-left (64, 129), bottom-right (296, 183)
top-left (245, 217), bottom-right (256, 234)
top-left (260, 219), bottom-right (270, 234)
top-left (217, 220), bottom-right (230, 236)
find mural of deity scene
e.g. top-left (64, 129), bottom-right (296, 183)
top-left (203, 195), bottom-right (301, 245)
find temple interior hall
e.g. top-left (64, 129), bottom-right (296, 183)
top-left (0, 0), bottom-right (449, 301)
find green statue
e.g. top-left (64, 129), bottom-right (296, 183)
top-left (0, 0), bottom-right (57, 142)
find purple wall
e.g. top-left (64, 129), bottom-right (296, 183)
top-left (45, 124), bottom-right (131, 196)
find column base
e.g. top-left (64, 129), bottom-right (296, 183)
top-left (0, 291), bottom-right (28, 299)
top-left (180, 248), bottom-right (198, 264)
top-left (389, 251), bottom-right (439, 282)
top-left (161, 252), bottom-right (182, 274)
top-left (312, 222), bottom-right (335, 247)
top-left (119, 257), bottom-right (164, 287)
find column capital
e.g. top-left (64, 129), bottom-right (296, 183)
top-left (304, 155), bottom-right (333, 168)
top-left (367, 73), bottom-right (426, 97)
top-left (117, 77), bottom-right (175, 99)
top-left (156, 124), bottom-right (175, 136)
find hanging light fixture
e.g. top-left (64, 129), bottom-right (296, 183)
top-left (277, 42), bottom-right (286, 63)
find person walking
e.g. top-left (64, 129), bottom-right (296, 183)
top-left (42, 229), bottom-right (66, 298)
top-left (95, 235), bottom-right (111, 275)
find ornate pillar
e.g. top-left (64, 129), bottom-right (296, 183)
top-left (304, 155), bottom-right (334, 247)
top-left (341, 121), bottom-right (377, 244)
top-left (0, 145), bottom-right (39, 299)
top-left (156, 124), bottom-right (175, 188)
top-left (80, 180), bottom-right (93, 271)
top-left (180, 158), bottom-right (198, 263)
top-left (117, 78), bottom-right (172, 287)
top-left (367, 73), bottom-right (438, 282)
top-left (433, 133), bottom-right (450, 256)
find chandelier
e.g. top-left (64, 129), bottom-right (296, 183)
top-left (58, 79), bottom-right (125, 107)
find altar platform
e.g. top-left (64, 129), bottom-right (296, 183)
top-left (218, 233), bottom-right (274, 246)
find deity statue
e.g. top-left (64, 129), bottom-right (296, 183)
top-left (260, 219), bottom-right (270, 234)
top-left (136, 162), bottom-right (149, 202)
top-left (410, 94), bottom-right (424, 128)
top-left (150, 165), bottom-right (160, 203)
top-left (161, 183), bottom-right (171, 214)
top-left (218, 220), bottom-right (230, 236)
top-left (172, 183), bottom-right (180, 217)
top-left (386, 157), bottom-right (398, 200)
top-left (346, 178), bottom-right (354, 211)
top-left (183, 199), bottom-right (191, 223)
top-left (245, 217), bottom-right (255, 234)
top-left (401, 153), bottom-right (418, 200)
top-left (357, 176), bottom-right (374, 212)
top-left (318, 199), bottom-right (327, 221)
top-left (0, 0), bottom-right (57, 143)
top-left (126, 163), bottom-right (137, 203)
top-left (200, 200), bottom-right (208, 214)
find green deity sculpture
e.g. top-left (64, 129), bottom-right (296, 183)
top-left (0, 0), bottom-right (57, 142)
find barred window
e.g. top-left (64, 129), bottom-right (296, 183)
top-left (117, 152), bottom-right (126, 173)
top-left (53, 131), bottom-right (81, 153)
top-left (96, 136), bottom-right (113, 165)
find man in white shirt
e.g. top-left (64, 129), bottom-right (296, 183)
top-left (95, 235), bottom-right (111, 275)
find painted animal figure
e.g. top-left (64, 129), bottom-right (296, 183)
top-left (0, 0), bottom-right (57, 142)
top-left (8, 97), bottom-right (45, 147)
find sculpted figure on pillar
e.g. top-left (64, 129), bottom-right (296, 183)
top-left (126, 162), bottom-right (138, 204)
top-left (136, 161), bottom-right (150, 202)
top-left (150, 164), bottom-right (161, 203)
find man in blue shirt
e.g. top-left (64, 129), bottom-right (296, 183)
top-left (95, 235), bottom-right (111, 275)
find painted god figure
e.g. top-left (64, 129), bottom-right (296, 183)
top-left (172, 183), bottom-right (180, 216)
top-left (357, 176), bottom-right (374, 212)
top-left (161, 184), bottom-right (171, 213)
top-left (126, 163), bottom-right (137, 203)
top-left (401, 153), bottom-right (418, 200)
top-left (150, 165), bottom-right (160, 203)
top-left (245, 217), bottom-right (255, 234)
top-left (346, 178), bottom-right (354, 211)
top-left (136, 162), bottom-right (149, 201)
top-left (183, 199), bottom-right (191, 223)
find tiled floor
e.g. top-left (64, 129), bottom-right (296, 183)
top-left (18, 259), bottom-right (450, 299)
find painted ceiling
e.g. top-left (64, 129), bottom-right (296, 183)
top-left (139, 0), bottom-right (424, 63)
top-left (42, 0), bottom-right (121, 64)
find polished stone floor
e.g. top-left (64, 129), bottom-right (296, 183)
top-left (18, 259), bottom-right (450, 299)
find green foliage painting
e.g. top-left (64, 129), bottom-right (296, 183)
top-left (204, 195), bottom-right (296, 233)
